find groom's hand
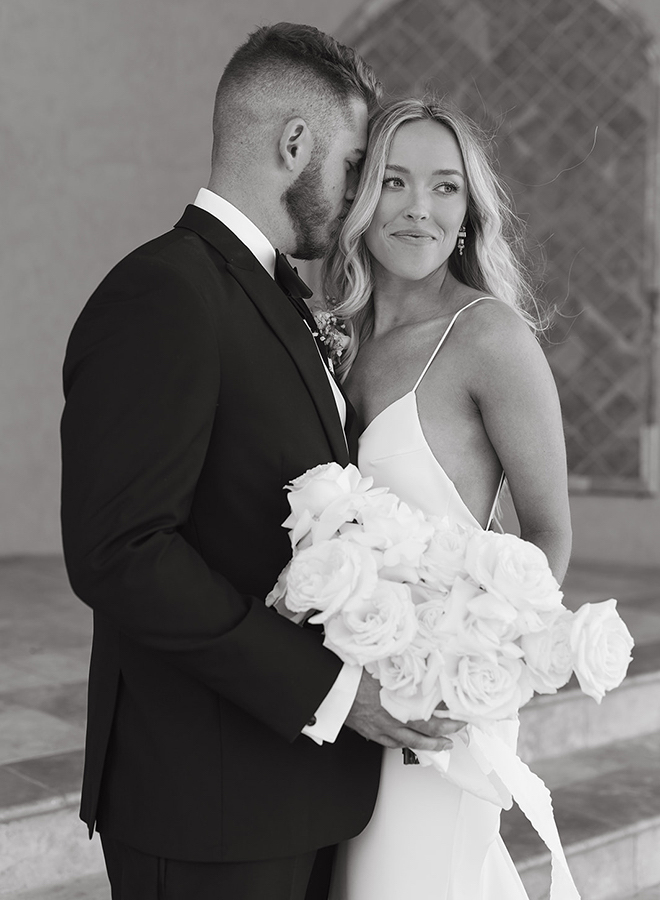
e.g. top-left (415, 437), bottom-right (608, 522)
top-left (344, 670), bottom-right (465, 752)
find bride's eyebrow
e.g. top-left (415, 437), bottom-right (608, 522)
top-left (385, 163), bottom-right (464, 179)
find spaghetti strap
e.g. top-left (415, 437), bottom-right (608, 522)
top-left (486, 470), bottom-right (506, 531)
top-left (412, 296), bottom-right (496, 393)
top-left (412, 295), bottom-right (504, 530)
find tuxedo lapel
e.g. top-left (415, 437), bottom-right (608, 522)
top-left (174, 206), bottom-right (350, 466)
top-left (228, 263), bottom-right (350, 465)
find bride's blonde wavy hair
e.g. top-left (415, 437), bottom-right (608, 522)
top-left (322, 98), bottom-right (543, 378)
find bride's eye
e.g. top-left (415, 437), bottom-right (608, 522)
top-left (383, 176), bottom-right (405, 188)
top-left (436, 182), bottom-right (459, 194)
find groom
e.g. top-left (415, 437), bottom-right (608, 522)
top-left (61, 23), bottom-right (455, 900)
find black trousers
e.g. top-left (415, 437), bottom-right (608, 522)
top-left (100, 834), bottom-right (336, 900)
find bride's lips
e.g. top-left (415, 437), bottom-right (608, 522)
top-left (390, 229), bottom-right (437, 243)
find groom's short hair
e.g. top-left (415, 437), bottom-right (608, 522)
top-left (212, 23), bottom-right (381, 165)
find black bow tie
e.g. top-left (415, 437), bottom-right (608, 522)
top-left (274, 251), bottom-right (313, 303)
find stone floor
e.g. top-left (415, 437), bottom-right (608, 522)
top-left (0, 558), bottom-right (90, 815)
top-left (0, 554), bottom-right (658, 898)
top-left (502, 730), bottom-right (660, 857)
top-left (3, 873), bottom-right (109, 900)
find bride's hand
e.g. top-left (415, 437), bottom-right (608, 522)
top-left (345, 670), bottom-right (465, 751)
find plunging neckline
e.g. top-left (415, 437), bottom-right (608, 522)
top-left (360, 390), bottom-right (484, 530)
top-left (356, 297), bottom-right (504, 531)
top-left (361, 391), bottom-right (414, 438)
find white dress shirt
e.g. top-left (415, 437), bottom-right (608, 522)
top-left (193, 188), bottom-right (361, 744)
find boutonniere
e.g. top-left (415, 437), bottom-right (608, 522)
top-left (312, 309), bottom-right (350, 372)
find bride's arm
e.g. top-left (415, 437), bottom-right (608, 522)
top-left (468, 302), bottom-right (572, 583)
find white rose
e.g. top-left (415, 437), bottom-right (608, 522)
top-left (287, 462), bottom-right (367, 510)
top-left (342, 492), bottom-right (407, 551)
top-left (411, 588), bottom-right (450, 652)
top-left (354, 498), bottom-right (435, 581)
top-left (312, 481), bottom-right (392, 547)
top-left (570, 599), bottom-right (634, 702)
top-left (413, 575), bottom-right (524, 664)
top-left (368, 646), bottom-right (445, 723)
top-left (355, 490), bottom-right (400, 522)
top-left (521, 608), bottom-right (575, 694)
top-left (309, 493), bottom-right (372, 544)
top-left (322, 579), bottom-right (418, 666)
top-left (286, 462), bottom-right (346, 518)
top-left (412, 577), bottom-right (520, 661)
top-left (464, 531), bottom-right (563, 617)
top-left (514, 606), bottom-right (555, 635)
top-left (287, 462), bottom-right (343, 492)
top-left (431, 576), bottom-right (480, 638)
top-left (284, 463), bottom-right (378, 547)
top-left (439, 650), bottom-right (533, 722)
top-left (463, 588), bottom-right (521, 649)
top-left (420, 516), bottom-right (472, 593)
top-left (285, 539), bottom-right (378, 623)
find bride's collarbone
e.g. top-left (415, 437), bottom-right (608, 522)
top-left (348, 325), bottom-right (473, 426)
top-left (373, 304), bottom-right (478, 363)
top-left (357, 322), bottom-right (443, 378)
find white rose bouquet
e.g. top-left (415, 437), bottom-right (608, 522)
top-left (267, 462), bottom-right (633, 730)
top-left (267, 462), bottom-right (634, 899)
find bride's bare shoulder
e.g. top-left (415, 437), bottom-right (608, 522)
top-left (453, 294), bottom-right (537, 350)
top-left (445, 295), bottom-right (548, 393)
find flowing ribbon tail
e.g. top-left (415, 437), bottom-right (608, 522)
top-left (415, 728), bottom-right (513, 808)
top-left (469, 727), bottom-right (581, 900)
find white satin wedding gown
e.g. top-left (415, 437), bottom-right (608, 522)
top-left (330, 298), bottom-right (529, 900)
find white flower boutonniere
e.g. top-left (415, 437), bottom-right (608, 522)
top-left (312, 310), bottom-right (350, 372)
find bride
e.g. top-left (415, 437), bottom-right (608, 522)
top-left (323, 98), bottom-right (573, 899)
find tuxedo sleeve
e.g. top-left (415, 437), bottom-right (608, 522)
top-left (60, 253), bottom-right (343, 742)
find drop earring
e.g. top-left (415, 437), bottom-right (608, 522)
top-left (457, 225), bottom-right (467, 256)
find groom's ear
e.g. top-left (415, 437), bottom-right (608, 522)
top-left (279, 117), bottom-right (313, 173)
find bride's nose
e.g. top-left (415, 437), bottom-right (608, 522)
top-left (403, 197), bottom-right (430, 220)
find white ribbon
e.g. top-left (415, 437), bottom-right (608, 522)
top-left (416, 722), bottom-right (580, 900)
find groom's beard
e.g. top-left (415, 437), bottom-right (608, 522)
top-left (283, 150), bottom-right (339, 260)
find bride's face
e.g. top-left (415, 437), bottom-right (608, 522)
top-left (364, 119), bottom-right (468, 283)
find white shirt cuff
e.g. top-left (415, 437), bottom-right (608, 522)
top-left (302, 663), bottom-right (362, 745)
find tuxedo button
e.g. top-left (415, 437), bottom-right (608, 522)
top-left (307, 715), bottom-right (317, 727)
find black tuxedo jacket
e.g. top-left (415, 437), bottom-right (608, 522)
top-left (60, 205), bottom-right (381, 863)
